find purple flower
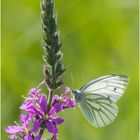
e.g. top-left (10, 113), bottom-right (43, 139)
top-left (34, 135), bottom-right (42, 140)
top-left (5, 113), bottom-right (42, 140)
top-left (46, 116), bottom-right (64, 140)
top-left (60, 87), bottom-right (75, 108)
top-left (21, 87), bottom-right (75, 116)
top-left (51, 116), bottom-right (64, 125)
top-left (24, 134), bottom-right (33, 140)
top-left (29, 88), bottom-right (41, 96)
top-left (24, 87), bottom-right (75, 139)
top-left (20, 114), bottom-right (32, 126)
top-left (21, 92), bottom-right (65, 139)
top-left (46, 116), bottom-right (64, 133)
top-left (39, 95), bottom-right (48, 114)
top-left (20, 88), bottom-right (41, 111)
top-left (49, 102), bottom-right (65, 115)
top-left (27, 94), bottom-right (64, 139)
top-left (5, 112), bottom-right (41, 139)
top-left (31, 119), bottom-right (42, 133)
top-left (5, 125), bottom-right (23, 139)
top-left (51, 95), bottom-right (60, 105)
top-left (5, 121), bottom-right (28, 140)
top-left (6, 85), bottom-right (75, 140)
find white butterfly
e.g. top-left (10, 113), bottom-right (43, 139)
top-left (72, 74), bottom-right (129, 127)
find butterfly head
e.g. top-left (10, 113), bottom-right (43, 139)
top-left (72, 89), bottom-right (81, 103)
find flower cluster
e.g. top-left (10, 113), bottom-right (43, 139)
top-left (5, 83), bottom-right (75, 140)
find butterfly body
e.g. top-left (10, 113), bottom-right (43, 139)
top-left (72, 74), bottom-right (129, 128)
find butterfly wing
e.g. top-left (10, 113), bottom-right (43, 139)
top-left (80, 74), bottom-right (129, 102)
top-left (77, 74), bottom-right (128, 127)
top-left (78, 93), bottom-right (118, 127)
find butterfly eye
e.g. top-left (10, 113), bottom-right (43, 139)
top-left (72, 89), bottom-right (75, 94)
top-left (72, 89), bottom-right (78, 96)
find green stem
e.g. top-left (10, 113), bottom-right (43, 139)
top-left (39, 125), bottom-right (45, 138)
top-left (47, 90), bottom-right (54, 111)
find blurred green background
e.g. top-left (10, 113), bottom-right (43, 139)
top-left (2, 0), bottom-right (138, 140)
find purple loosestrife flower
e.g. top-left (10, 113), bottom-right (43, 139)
top-left (5, 114), bottom-right (40, 140)
top-left (23, 87), bottom-right (74, 140)
top-left (49, 87), bottom-right (75, 116)
top-left (60, 87), bottom-right (75, 108)
top-left (6, 84), bottom-right (75, 140)
top-left (20, 88), bottom-right (41, 111)
top-left (25, 94), bottom-right (64, 140)
top-left (5, 125), bottom-right (23, 139)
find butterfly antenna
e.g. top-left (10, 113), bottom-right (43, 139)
top-left (71, 72), bottom-right (75, 89)
top-left (79, 77), bottom-right (85, 86)
top-left (80, 77), bottom-right (84, 82)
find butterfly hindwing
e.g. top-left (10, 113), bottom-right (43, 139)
top-left (78, 93), bottom-right (118, 127)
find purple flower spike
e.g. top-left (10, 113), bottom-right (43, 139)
top-left (5, 84), bottom-right (75, 140)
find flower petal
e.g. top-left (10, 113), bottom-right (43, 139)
top-left (66, 98), bottom-right (75, 108)
top-left (51, 116), bottom-right (64, 125)
top-left (46, 120), bottom-right (58, 134)
top-left (5, 125), bottom-right (23, 134)
top-left (20, 100), bottom-right (32, 111)
top-left (38, 95), bottom-right (48, 113)
top-left (65, 87), bottom-right (70, 93)
top-left (61, 93), bottom-right (67, 99)
top-left (29, 88), bottom-right (41, 96)
top-left (20, 114), bottom-right (32, 126)
top-left (31, 119), bottom-right (42, 133)
top-left (24, 134), bottom-right (33, 140)
top-left (52, 134), bottom-right (57, 140)
top-left (49, 103), bottom-right (64, 115)
top-left (30, 106), bottom-right (40, 115)
top-left (52, 95), bottom-right (59, 105)
top-left (34, 135), bottom-right (42, 140)
top-left (8, 134), bottom-right (17, 139)
top-left (61, 87), bottom-right (70, 98)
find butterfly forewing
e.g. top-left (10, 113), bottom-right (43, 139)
top-left (80, 75), bottom-right (129, 102)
